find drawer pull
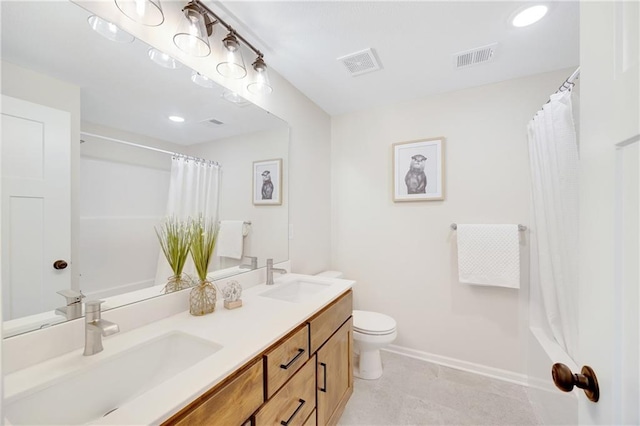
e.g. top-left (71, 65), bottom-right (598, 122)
top-left (319, 362), bottom-right (327, 393)
top-left (280, 398), bottom-right (305, 426)
top-left (280, 348), bottom-right (305, 370)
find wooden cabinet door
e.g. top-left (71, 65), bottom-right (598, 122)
top-left (316, 318), bottom-right (353, 426)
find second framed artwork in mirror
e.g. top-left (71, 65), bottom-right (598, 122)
top-left (253, 159), bottom-right (283, 205)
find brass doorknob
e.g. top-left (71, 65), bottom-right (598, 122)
top-left (551, 363), bottom-right (599, 402)
top-left (53, 260), bottom-right (68, 270)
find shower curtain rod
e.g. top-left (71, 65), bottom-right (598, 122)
top-left (80, 131), bottom-right (220, 167)
top-left (556, 67), bottom-right (580, 94)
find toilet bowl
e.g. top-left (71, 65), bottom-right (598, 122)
top-left (313, 271), bottom-right (397, 380)
top-left (352, 310), bottom-right (397, 380)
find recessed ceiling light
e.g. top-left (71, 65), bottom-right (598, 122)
top-left (87, 15), bottom-right (134, 43)
top-left (512, 5), bottom-right (548, 27)
top-left (168, 115), bottom-right (185, 123)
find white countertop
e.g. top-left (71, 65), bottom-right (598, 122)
top-left (3, 274), bottom-right (355, 425)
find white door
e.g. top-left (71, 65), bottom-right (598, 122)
top-left (1, 95), bottom-right (71, 320)
top-left (577, 1), bottom-right (639, 424)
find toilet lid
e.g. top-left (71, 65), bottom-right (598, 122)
top-left (353, 310), bottom-right (396, 334)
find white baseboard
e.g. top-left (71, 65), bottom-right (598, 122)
top-left (383, 344), bottom-right (528, 387)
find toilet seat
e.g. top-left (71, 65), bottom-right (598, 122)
top-left (353, 310), bottom-right (396, 335)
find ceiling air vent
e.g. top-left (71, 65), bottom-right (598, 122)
top-left (200, 118), bottom-right (224, 128)
top-left (454, 43), bottom-right (497, 69)
top-left (337, 48), bottom-right (382, 77)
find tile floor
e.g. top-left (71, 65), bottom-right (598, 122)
top-left (338, 351), bottom-right (540, 426)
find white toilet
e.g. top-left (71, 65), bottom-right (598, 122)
top-left (352, 310), bottom-right (397, 380)
top-left (315, 271), bottom-right (397, 380)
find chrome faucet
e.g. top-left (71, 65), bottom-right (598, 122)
top-left (239, 256), bottom-right (258, 270)
top-left (266, 258), bottom-right (287, 285)
top-left (55, 289), bottom-right (85, 320)
top-left (83, 300), bottom-right (119, 356)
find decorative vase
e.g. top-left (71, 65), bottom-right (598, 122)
top-left (189, 280), bottom-right (217, 316)
top-left (163, 273), bottom-right (194, 294)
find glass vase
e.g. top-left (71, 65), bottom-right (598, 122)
top-left (163, 273), bottom-right (194, 294)
top-left (189, 280), bottom-right (217, 316)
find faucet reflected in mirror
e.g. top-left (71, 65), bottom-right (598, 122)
top-left (0, 0), bottom-right (290, 338)
top-left (55, 289), bottom-right (85, 320)
top-left (239, 256), bottom-right (259, 270)
top-left (83, 301), bottom-right (119, 356)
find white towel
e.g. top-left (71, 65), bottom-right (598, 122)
top-left (216, 220), bottom-right (245, 259)
top-left (456, 224), bottom-right (520, 288)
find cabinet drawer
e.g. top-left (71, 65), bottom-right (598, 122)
top-left (265, 324), bottom-right (310, 398)
top-left (303, 409), bottom-right (317, 426)
top-left (308, 290), bottom-right (352, 353)
top-left (255, 356), bottom-right (316, 426)
top-left (168, 359), bottom-right (263, 426)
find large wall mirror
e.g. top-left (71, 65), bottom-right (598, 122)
top-left (1, 1), bottom-right (289, 337)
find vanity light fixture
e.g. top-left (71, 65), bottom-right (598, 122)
top-left (168, 115), bottom-right (185, 123)
top-left (191, 71), bottom-right (216, 88)
top-left (148, 48), bottom-right (182, 69)
top-left (87, 15), bottom-right (135, 43)
top-left (115, 0), bottom-right (164, 27)
top-left (174, 0), bottom-right (271, 93)
top-left (173, 2), bottom-right (214, 57)
top-left (217, 31), bottom-right (247, 79)
top-left (511, 5), bottom-right (548, 27)
top-left (247, 55), bottom-right (273, 95)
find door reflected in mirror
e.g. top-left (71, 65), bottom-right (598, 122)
top-left (0, 1), bottom-right (289, 337)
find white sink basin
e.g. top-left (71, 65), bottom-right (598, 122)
top-left (4, 331), bottom-right (222, 425)
top-left (260, 279), bottom-right (333, 303)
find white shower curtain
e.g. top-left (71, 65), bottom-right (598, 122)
top-left (527, 90), bottom-right (579, 358)
top-left (154, 156), bottom-right (221, 285)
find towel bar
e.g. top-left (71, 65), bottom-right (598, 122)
top-left (450, 223), bottom-right (527, 231)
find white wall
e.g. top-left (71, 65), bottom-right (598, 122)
top-left (188, 128), bottom-right (289, 269)
top-left (331, 69), bottom-right (573, 375)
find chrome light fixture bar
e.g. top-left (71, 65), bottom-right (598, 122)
top-left (186, 0), bottom-right (272, 91)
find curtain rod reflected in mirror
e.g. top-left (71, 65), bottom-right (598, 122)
top-left (80, 132), bottom-right (220, 167)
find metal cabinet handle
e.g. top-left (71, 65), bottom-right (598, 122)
top-left (280, 348), bottom-right (305, 370)
top-left (53, 260), bottom-right (68, 270)
top-left (552, 363), bottom-right (600, 402)
top-left (280, 398), bottom-right (305, 426)
top-left (319, 362), bottom-right (327, 393)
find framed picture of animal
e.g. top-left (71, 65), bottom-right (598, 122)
top-left (253, 158), bottom-right (283, 205)
top-left (392, 137), bottom-right (445, 202)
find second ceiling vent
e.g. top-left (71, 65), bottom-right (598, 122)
top-left (453, 43), bottom-right (498, 69)
top-left (337, 48), bottom-right (382, 77)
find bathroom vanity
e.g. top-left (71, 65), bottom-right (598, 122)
top-left (165, 290), bottom-right (353, 426)
top-left (2, 274), bottom-right (354, 426)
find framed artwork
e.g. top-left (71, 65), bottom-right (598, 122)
top-left (253, 158), bottom-right (282, 205)
top-left (392, 137), bottom-right (445, 202)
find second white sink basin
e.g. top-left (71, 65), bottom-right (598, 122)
top-left (4, 331), bottom-right (222, 425)
top-left (260, 279), bottom-right (333, 303)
